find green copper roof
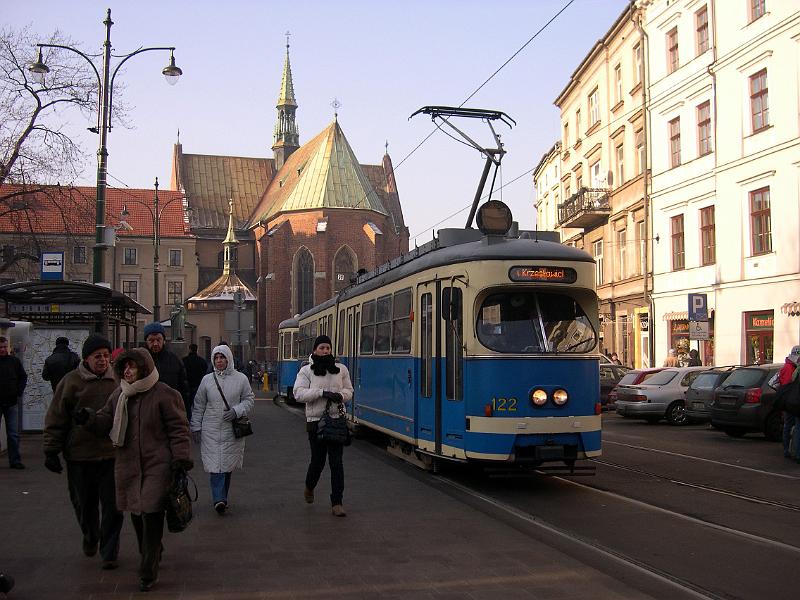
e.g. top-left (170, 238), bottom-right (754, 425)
top-left (251, 120), bottom-right (387, 224)
top-left (277, 44), bottom-right (297, 108)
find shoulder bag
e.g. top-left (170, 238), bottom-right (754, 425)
top-left (213, 374), bottom-right (254, 438)
top-left (166, 468), bottom-right (197, 533)
top-left (316, 399), bottom-right (351, 446)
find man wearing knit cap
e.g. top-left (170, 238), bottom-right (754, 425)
top-left (42, 336), bottom-right (80, 392)
top-left (43, 333), bottom-right (123, 569)
top-left (143, 322), bottom-right (190, 418)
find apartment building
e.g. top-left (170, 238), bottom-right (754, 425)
top-left (645, 0), bottom-right (800, 366)
top-left (547, 3), bottom-right (649, 367)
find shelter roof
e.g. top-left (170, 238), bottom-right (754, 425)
top-left (249, 120), bottom-right (387, 226)
top-left (0, 184), bottom-right (188, 238)
top-left (0, 280), bottom-right (151, 314)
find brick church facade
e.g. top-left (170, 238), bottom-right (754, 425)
top-left (172, 42), bottom-right (408, 364)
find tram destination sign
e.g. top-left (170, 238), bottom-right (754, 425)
top-left (508, 266), bottom-right (577, 284)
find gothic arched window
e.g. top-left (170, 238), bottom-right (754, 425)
top-left (295, 248), bottom-right (314, 314)
top-left (333, 246), bottom-right (357, 293)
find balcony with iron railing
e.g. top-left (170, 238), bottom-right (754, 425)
top-left (558, 187), bottom-right (610, 230)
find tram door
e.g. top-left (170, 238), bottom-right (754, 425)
top-left (416, 280), bottom-right (465, 458)
top-left (346, 305), bottom-right (360, 416)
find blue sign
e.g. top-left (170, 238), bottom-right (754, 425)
top-left (41, 252), bottom-right (64, 281)
top-left (688, 293), bottom-right (708, 321)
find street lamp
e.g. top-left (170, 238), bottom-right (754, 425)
top-left (121, 177), bottom-right (189, 322)
top-left (28, 8), bottom-right (183, 285)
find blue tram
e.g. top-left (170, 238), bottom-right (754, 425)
top-left (280, 202), bottom-right (601, 470)
top-left (276, 318), bottom-right (300, 402)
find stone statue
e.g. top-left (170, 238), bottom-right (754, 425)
top-left (170, 303), bottom-right (187, 341)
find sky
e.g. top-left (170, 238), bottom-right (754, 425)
top-left (6, 0), bottom-right (629, 244)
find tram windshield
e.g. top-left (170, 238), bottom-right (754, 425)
top-left (477, 291), bottom-right (596, 354)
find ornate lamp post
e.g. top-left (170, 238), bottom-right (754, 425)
top-left (121, 178), bottom-right (189, 322)
top-left (28, 8), bottom-right (183, 285)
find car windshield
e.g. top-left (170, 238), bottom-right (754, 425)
top-left (617, 372), bottom-right (641, 385)
top-left (477, 291), bottom-right (597, 354)
top-left (690, 372), bottom-right (720, 391)
top-left (721, 368), bottom-right (764, 388)
top-left (641, 371), bottom-right (678, 385)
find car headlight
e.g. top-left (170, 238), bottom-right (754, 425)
top-left (553, 389), bottom-right (569, 405)
top-left (531, 388), bottom-right (548, 406)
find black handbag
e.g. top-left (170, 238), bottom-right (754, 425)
top-left (316, 399), bottom-right (351, 446)
top-left (213, 374), bottom-right (253, 438)
top-left (166, 469), bottom-right (197, 533)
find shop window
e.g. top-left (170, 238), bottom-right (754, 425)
top-left (744, 310), bottom-right (774, 364)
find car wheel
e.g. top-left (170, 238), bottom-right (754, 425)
top-left (666, 401), bottom-right (688, 426)
top-left (764, 412), bottom-right (783, 442)
top-left (724, 428), bottom-right (746, 438)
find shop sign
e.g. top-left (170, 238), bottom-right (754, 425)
top-left (748, 313), bottom-right (774, 330)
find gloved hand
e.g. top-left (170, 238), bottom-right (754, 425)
top-left (44, 453), bottom-right (63, 474)
top-left (73, 407), bottom-right (95, 425)
top-left (191, 430), bottom-right (202, 444)
top-left (171, 458), bottom-right (194, 471)
top-left (322, 391), bottom-right (344, 403)
top-left (222, 408), bottom-right (237, 422)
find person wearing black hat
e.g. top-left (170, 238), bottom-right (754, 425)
top-left (293, 334), bottom-right (354, 517)
top-left (142, 322), bottom-right (190, 418)
top-left (42, 336), bottom-right (80, 392)
top-left (43, 334), bottom-right (123, 570)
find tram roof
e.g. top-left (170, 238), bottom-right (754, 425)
top-left (297, 233), bottom-right (594, 321)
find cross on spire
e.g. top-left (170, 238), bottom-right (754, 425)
top-left (285, 30), bottom-right (291, 48)
top-left (331, 97), bottom-right (341, 120)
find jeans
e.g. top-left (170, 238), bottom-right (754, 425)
top-left (305, 423), bottom-right (344, 506)
top-left (130, 511), bottom-right (165, 582)
top-left (0, 403), bottom-right (21, 466)
top-left (66, 459), bottom-right (124, 561)
top-left (209, 472), bottom-right (232, 505)
top-left (783, 413), bottom-right (799, 459)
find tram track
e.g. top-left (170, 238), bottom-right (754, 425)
top-left (589, 458), bottom-right (800, 512)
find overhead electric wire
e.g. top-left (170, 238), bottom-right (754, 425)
top-left (352, 0), bottom-right (576, 212)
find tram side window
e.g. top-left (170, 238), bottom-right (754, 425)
top-left (327, 315), bottom-right (332, 337)
top-left (337, 310), bottom-right (345, 356)
top-left (360, 300), bottom-right (376, 354)
top-left (375, 295), bottom-right (392, 354)
top-left (442, 287), bottom-right (463, 400)
top-left (421, 293), bottom-right (432, 398)
top-left (391, 288), bottom-right (412, 353)
top-left (281, 334), bottom-right (290, 360)
top-left (291, 332), bottom-right (297, 359)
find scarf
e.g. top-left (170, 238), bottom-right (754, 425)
top-left (310, 353), bottom-right (340, 376)
top-left (109, 367), bottom-right (160, 448)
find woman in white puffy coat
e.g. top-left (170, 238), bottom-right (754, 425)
top-left (293, 334), bottom-right (353, 517)
top-left (190, 344), bottom-right (254, 514)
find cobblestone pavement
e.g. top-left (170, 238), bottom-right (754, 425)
top-left (1, 388), bottom-right (664, 599)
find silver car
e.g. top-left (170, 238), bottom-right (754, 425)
top-left (615, 367), bottom-right (708, 425)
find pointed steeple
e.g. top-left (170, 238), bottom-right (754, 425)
top-left (222, 199), bottom-right (239, 276)
top-left (272, 35), bottom-right (300, 170)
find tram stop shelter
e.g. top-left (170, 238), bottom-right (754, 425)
top-left (0, 281), bottom-right (150, 430)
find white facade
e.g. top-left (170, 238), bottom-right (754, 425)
top-left (645, 0), bottom-right (800, 366)
top-left (533, 142), bottom-right (561, 232)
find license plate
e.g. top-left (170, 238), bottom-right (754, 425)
top-left (692, 402), bottom-right (705, 410)
top-left (535, 445), bottom-right (564, 460)
top-left (719, 398), bottom-right (736, 407)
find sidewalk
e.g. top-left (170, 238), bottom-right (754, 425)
top-left (2, 390), bottom-right (658, 599)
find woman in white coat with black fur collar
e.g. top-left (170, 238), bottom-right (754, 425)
top-left (190, 344), bottom-right (254, 514)
top-left (293, 335), bottom-right (353, 517)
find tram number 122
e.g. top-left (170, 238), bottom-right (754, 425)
top-left (491, 397), bottom-right (517, 412)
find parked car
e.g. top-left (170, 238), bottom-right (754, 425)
top-left (607, 368), bottom-right (664, 407)
top-left (710, 364), bottom-right (783, 440)
top-left (600, 364), bottom-right (631, 409)
top-left (615, 367), bottom-right (707, 425)
top-left (684, 367), bottom-right (738, 423)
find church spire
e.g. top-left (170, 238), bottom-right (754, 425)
top-left (222, 199), bottom-right (239, 276)
top-left (272, 33), bottom-right (299, 170)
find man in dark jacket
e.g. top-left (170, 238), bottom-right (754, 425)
top-left (0, 336), bottom-right (27, 469)
top-left (43, 334), bottom-right (123, 569)
top-left (182, 343), bottom-right (207, 420)
top-left (143, 322), bottom-right (190, 417)
top-left (42, 336), bottom-right (80, 392)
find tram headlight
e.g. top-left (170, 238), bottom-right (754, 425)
top-left (530, 388), bottom-right (548, 406)
top-left (552, 389), bottom-right (569, 405)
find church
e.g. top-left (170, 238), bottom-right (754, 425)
top-left (172, 42), bottom-right (409, 365)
